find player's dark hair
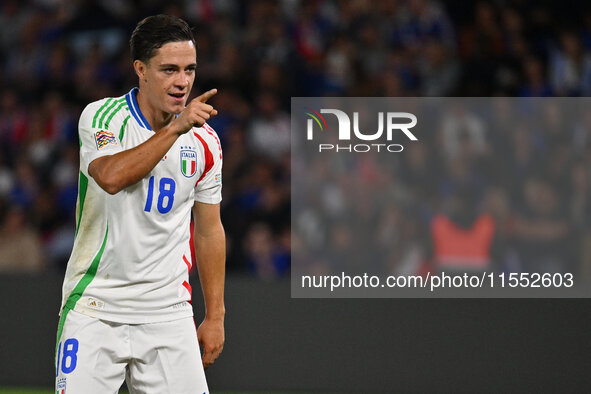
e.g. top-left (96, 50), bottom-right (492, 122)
top-left (130, 14), bottom-right (196, 63)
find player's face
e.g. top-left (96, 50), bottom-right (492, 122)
top-left (143, 41), bottom-right (197, 115)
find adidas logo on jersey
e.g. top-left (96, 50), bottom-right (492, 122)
top-left (86, 297), bottom-right (105, 310)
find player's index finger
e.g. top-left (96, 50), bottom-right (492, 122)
top-left (197, 88), bottom-right (217, 103)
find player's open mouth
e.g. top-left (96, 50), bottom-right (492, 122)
top-left (169, 93), bottom-right (185, 102)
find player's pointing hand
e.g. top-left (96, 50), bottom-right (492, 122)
top-left (172, 88), bottom-right (218, 134)
top-left (196, 88), bottom-right (218, 103)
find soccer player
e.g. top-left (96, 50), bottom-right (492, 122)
top-left (55, 15), bottom-right (225, 393)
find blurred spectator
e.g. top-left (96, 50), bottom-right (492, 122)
top-left (518, 56), bottom-right (553, 96)
top-left (440, 105), bottom-right (488, 160)
top-left (0, 206), bottom-right (44, 272)
top-left (10, 160), bottom-right (39, 209)
top-left (324, 34), bottom-right (354, 94)
top-left (430, 187), bottom-right (496, 273)
top-left (512, 179), bottom-right (571, 273)
top-left (248, 91), bottom-right (290, 159)
top-left (418, 38), bottom-right (460, 96)
top-left (245, 222), bottom-right (290, 280)
top-left (549, 30), bottom-right (591, 95)
top-left (0, 158), bottom-right (13, 198)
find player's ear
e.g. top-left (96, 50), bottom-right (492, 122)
top-left (133, 59), bottom-right (148, 81)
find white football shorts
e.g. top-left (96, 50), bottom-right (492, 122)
top-left (55, 309), bottom-right (208, 394)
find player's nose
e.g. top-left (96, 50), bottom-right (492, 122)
top-left (173, 73), bottom-right (190, 89)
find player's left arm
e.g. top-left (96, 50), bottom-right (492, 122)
top-left (193, 201), bottom-right (226, 369)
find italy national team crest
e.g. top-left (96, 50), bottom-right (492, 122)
top-left (56, 377), bottom-right (66, 393)
top-left (180, 150), bottom-right (197, 177)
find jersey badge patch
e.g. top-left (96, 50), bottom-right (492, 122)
top-left (95, 130), bottom-right (118, 150)
top-left (56, 377), bottom-right (67, 393)
top-left (180, 149), bottom-right (197, 177)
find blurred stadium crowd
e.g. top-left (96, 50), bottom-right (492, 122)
top-left (1, 0), bottom-right (591, 278)
top-left (293, 97), bottom-right (591, 277)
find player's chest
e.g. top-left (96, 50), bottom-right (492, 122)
top-left (122, 126), bottom-right (204, 200)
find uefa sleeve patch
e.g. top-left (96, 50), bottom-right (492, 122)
top-left (95, 130), bottom-right (118, 150)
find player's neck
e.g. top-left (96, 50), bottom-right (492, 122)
top-left (135, 89), bottom-right (174, 132)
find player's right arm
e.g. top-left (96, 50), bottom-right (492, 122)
top-left (88, 89), bottom-right (218, 194)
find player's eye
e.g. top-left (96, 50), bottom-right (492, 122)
top-left (163, 68), bottom-right (175, 74)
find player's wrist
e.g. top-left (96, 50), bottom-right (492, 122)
top-left (205, 307), bottom-right (225, 321)
top-left (163, 122), bottom-right (181, 136)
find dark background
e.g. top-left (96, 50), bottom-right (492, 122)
top-left (1, 0), bottom-right (591, 392)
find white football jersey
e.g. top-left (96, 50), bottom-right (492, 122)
top-left (59, 88), bottom-right (223, 324)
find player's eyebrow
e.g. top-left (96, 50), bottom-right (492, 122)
top-left (159, 63), bottom-right (197, 69)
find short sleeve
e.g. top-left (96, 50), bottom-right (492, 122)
top-left (194, 124), bottom-right (223, 204)
top-left (78, 100), bottom-right (123, 175)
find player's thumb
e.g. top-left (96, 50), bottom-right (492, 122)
top-left (196, 88), bottom-right (217, 103)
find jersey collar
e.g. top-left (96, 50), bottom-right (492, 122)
top-left (125, 87), bottom-right (153, 131)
